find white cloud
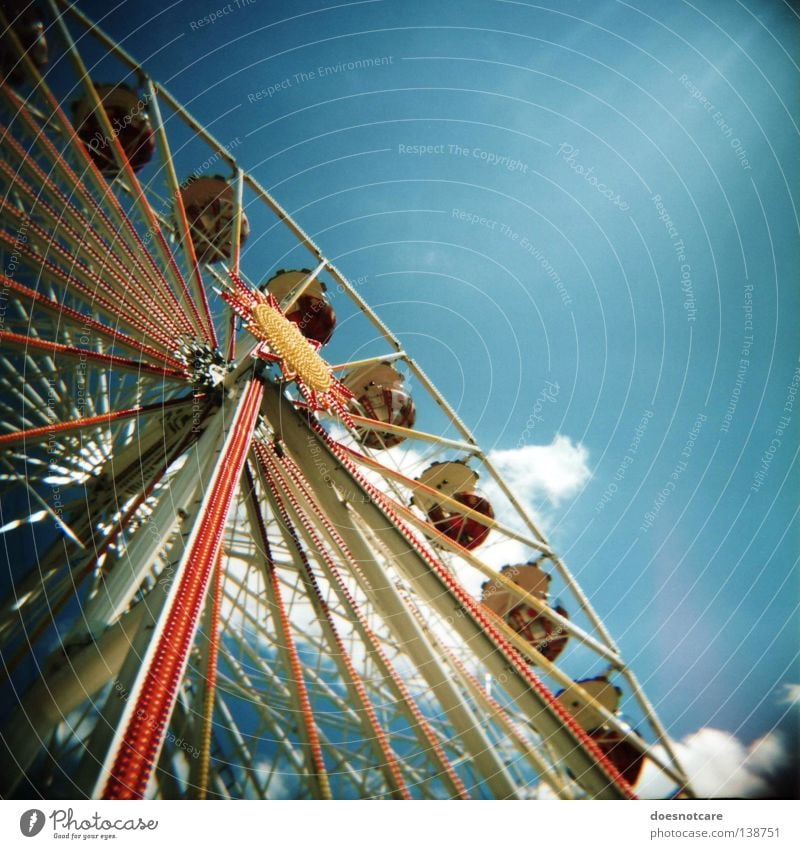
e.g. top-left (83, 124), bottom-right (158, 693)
top-left (780, 683), bottom-right (800, 706)
top-left (487, 435), bottom-right (591, 507)
top-left (638, 725), bottom-right (793, 799)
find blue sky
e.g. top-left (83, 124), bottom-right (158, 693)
top-left (71, 0), bottom-right (798, 777)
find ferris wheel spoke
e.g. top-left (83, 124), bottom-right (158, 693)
top-left (0, 418), bottom-right (216, 756)
top-left (0, 86), bottom-right (202, 345)
top-left (255, 457), bottom-right (413, 800)
top-left (0, 548), bottom-right (99, 689)
top-left (257, 441), bottom-right (477, 797)
top-left (214, 577), bottom-right (463, 798)
top-left (0, 395), bottom-right (208, 663)
top-left (468, 593), bottom-right (654, 778)
top-left (418, 607), bottom-right (576, 799)
top-left (222, 607), bottom-right (408, 798)
top-left (260, 623), bottom-right (378, 742)
top-left (255, 443), bottom-right (470, 799)
top-left (0, 358), bottom-right (58, 425)
top-left (0, 597), bottom-right (148, 796)
top-left (71, 402), bottom-right (226, 643)
top-left (18, 7), bottom-right (214, 346)
top-left (0, 236), bottom-right (180, 352)
top-left (239, 465), bottom-right (332, 799)
top-left (0, 391), bottom-right (50, 433)
top-left (198, 720), bottom-right (243, 799)
top-left (6, 342), bottom-right (92, 426)
top-left (0, 527), bottom-right (85, 642)
top-left (221, 169), bottom-right (245, 361)
top-left (227, 170), bottom-right (245, 278)
top-left (214, 582), bottom-right (371, 737)
top-left (79, 378), bottom-right (262, 799)
top-left (254, 432), bottom-right (523, 798)
top-left (0, 396), bottom-right (212, 670)
top-left (0, 161), bottom-right (189, 342)
top-left (0, 331), bottom-right (187, 382)
top-left (0, 455), bottom-right (85, 548)
top-left (0, 117), bottom-right (192, 333)
top-left (156, 583), bottom-right (223, 800)
top-left (337, 410), bottom-right (479, 455)
top-left (217, 647), bottom-right (313, 799)
top-left (337, 444), bottom-right (622, 670)
top-left (0, 227), bottom-right (183, 355)
top-left (0, 395), bottom-right (196, 449)
top-left (143, 81), bottom-right (218, 348)
top-left (211, 689), bottom-right (282, 798)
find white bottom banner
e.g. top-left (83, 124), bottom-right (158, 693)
top-left (0, 799), bottom-right (796, 848)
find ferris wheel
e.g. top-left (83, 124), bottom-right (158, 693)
top-left (0, 1), bottom-right (695, 800)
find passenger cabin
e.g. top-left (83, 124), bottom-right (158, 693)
top-left (414, 460), bottom-right (493, 550)
top-left (262, 269), bottom-right (336, 345)
top-left (0, 2), bottom-right (48, 84)
top-left (481, 562), bottom-right (569, 662)
top-left (178, 175), bottom-right (250, 263)
top-left (343, 362), bottom-right (416, 449)
top-left (73, 83), bottom-right (155, 175)
top-left (556, 676), bottom-right (645, 786)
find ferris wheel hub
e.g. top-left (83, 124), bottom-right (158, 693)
top-left (176, 338), bottom-right (232, 387)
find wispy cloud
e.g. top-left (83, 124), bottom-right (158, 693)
top-left (780, 683), bottom-right (800, 706)
top-left (639, 711), bottom-right (798, 799)
top-left (487, 435), bottom-right (591, 507)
